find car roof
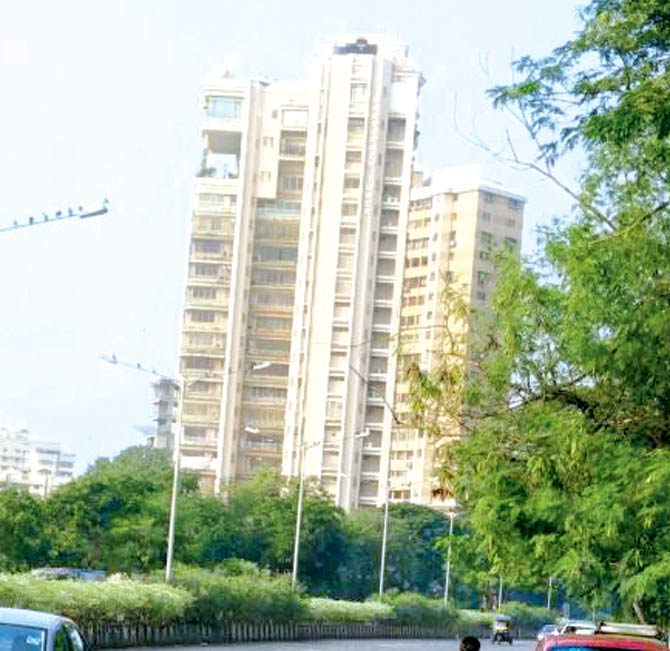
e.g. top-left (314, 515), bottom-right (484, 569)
top-left (543, 633), bottom-right (666, 651)
top-left (0, 608), bottom-right (68, 631)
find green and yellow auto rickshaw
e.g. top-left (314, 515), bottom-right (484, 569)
top-left (492, 614), bottom-right (514, 644)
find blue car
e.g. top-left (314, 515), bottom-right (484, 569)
top-left (0, 608), bottom-right (88, 651)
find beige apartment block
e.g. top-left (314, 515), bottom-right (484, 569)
top-left (389, 166), bottom-right (525, 509)
top-left (178, 36), bottom-right (422, 504)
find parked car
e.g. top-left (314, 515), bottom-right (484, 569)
top-left (538, 624), bottom-right (560, 640)
top-left (536, 621), bottom-right (665, 651)
top-left (0, 608), bottom-right (88, 651)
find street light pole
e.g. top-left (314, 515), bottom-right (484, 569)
top-left (292, 431), bottom-right (369, 589)
top-left (498, 576), bottom-right (504, 610)
top-left (379, 481), bottom-right (390, 596)
top-left (165, 376), bottom-right (182, 583)
top-left (443, 511), bottom-right (455, 605)
top-left (291, 447), bottom-right (307, 588)
top-left (547, 576), bottom-right (553, 610)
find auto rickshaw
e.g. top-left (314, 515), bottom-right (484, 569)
top-left (492, 614), bottom-right (514, 644)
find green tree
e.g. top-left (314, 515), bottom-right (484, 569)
top-left (225, 469), bottom-right (347, 593)
top-left (409, 0), bottom-right (670, 623)
top-left (0, 488), bottom-right (49, 569)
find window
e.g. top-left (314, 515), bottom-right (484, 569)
top-left (282, 109), bottom-right (308, 128)
top-left (344, 175), bottom-right (360, 189)
top-left (342, 202), bottom-right (358, 216)
top-left (0, 625), bottom-right (46, 651)
top-left (449, 230), bottom-right (457, 247)
top-left (192, 287), bottom-right (218, 300)
top-left (350, 83), bottom-right (368, 102)
top-left (508, 197), bottom-right (522, 211)
top-left (190, 310), bottom-right (216, 323)
top-left (481, 211), bottom-right (492, 223)
top-left (477, 271), bottom-right (490, 286)
top-left (480, 231), bottom-right (494, 246)
top-left (54, 628), bottom-right (69, 651)
top-left (195, 239), bottom-right (222, 254)
top-left (279, 175), bottom-right (303, 192)
top-left (483, 191), bottom-right (496, 203)
top-left (262, 136), bottom-right (273, 146)
top-left (507, 217), bottom-right (517, 227)
top-left (505, 237), bottom-right (519, 248)
top-left (206, 96), bottom-right (241, 119)
top-left (260, 171), bottom-right (272, 182)
top-left (476, 290), bottom-right (487, 301)
top-left (66, 626), bottom-right (85, 651)
top-left (348, 117), bottom-right (365, 134)
top-left (280, 137), bottom-right (306, 157)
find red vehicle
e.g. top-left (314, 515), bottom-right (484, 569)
top-left (536, 622), bottom-right (666, 651)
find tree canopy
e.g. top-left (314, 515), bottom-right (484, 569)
top-left (410, 0), bottom-right (670, 624)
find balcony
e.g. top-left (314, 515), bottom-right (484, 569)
top-left (279, 138), bottom-right (306, 160)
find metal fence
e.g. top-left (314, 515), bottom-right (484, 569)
top-left (88, 621), bottom-right (451, 648)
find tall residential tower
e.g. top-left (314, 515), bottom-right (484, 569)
top-left (178, 37), bottom-right (421, 505)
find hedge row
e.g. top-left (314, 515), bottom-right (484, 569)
top-left (0, 575), bottom-right (192, 626)
top-left (0, 572), bottom-right (554, 632)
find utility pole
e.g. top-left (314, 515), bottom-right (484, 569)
top-left (0, 199), bottom-right (109, 234)
top-left (379, 481), bottom-right (390, 596)
top-left (443, 511), bottom-right (455, 605)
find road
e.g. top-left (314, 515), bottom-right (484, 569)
top-left (130, 638), bottom-right (536, 651)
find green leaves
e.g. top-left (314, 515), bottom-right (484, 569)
top-left (408, 0), bottom-right (670, 618)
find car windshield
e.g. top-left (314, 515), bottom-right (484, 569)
top-left (0, 625), bottom-right (46, 651)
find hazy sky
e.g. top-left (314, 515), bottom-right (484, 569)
top-left (0, 0), bottom-right (583, 472)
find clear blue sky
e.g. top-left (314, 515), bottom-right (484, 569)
top-left (0, 0), bottom-right (583, 472)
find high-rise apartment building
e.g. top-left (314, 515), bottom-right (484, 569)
top-left (0, 425), bottom-right (76, 496)
top-left (178, 38), bottom-right (524, 510)
top-left (178, 36), bottom-right (421, 504)
top-left (389, 166), bottom-right (525, 508)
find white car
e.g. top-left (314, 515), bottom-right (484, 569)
top-left (0, 608), bottom-right (88, 651)
top-left (537, 624), bottom-right (560, 640)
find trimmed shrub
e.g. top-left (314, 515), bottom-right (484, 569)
top-left (167, 566), bottom-right (305, 624)
top-left (0, 574), bottom-right (192, 626)
top-left (501, 601), bottom-right (557, 629)
top-left (306, 598), bottom-right (393, 623)
top-left (380, 592), bottom-right (458, 627)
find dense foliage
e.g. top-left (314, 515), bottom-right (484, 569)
top-left (0, 447), bottom-right (453, 601)
top-left (409, 0), bottom-right (670, 624)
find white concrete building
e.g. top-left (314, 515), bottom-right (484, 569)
top-left (178, 36), bottom-right (421, 507)
top-left (0, 425), bottom-right (76, 496)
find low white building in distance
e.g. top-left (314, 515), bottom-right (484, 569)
top-left (0, 424), bottom-right (76, 497)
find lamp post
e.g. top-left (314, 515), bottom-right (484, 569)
top-left (443, 511), bottom-right (455, 605)
top-left (498, 576), bottom-right (504, 610)
top-left (0, 199), bottom-right (109, 235)
top-left (379, 480), bottom-right (391, 596)
top-left (100, 353), bottom-right (273, 582)
top-left (547, 576), bottom-right (553, 610)
top-left (291, 430), bottom-right (369, 589)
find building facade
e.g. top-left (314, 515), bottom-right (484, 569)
top-left (178, 36), bottom-right (421, 505)
top-left (177, 38), bottom-right (524, 510)
top-left (0, 425), bottom-right (75, 496)
top-left (389, 166), bottom-right (525, 508)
